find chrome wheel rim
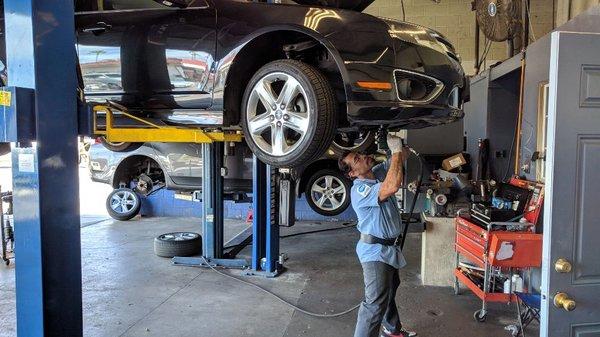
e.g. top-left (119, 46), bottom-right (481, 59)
top-left (310, 175), bottom-right (347, 211)
top-left (246, 72), bottom-right (311, 157)
top-left (110, 190), bottom-right (138, 214)
top-left (159, 232), bottom-right (198, 241)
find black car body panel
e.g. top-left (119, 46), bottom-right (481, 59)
top-left (1, 0), bottom-right (466, 130)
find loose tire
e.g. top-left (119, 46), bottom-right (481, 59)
top-left (99, 137), bottom-right (142, 153)
top-left (106, 188), bottom-right (141, 221)
top-left (305, 169), bottom-right (351, 216)
top-left (154, 232), bottom-right (202, 258)
top-left (241, 59), bottom-right (337, 168)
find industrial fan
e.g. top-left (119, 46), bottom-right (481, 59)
top-left (474, 0), bottom-right (522, 42)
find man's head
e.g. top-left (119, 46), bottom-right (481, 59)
top-left (338, 151), bottom-right (376, 180)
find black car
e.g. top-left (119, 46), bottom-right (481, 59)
top-left (0, 0), bottom-right (466, 166)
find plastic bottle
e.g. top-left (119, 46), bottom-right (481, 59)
top-left (503, 274), bottom-right (524, 293)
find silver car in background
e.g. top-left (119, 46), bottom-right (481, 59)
top-left (89, 141), bottom-right (352, 220)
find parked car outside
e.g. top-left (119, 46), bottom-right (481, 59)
top-left (69, 0), bottom-right (466, 168)
top-left (89, 140), bottom-right (352, 220)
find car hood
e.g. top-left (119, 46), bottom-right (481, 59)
top-left (291, 0), bottom-right (374, 11)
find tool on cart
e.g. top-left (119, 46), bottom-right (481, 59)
top-left (454, 178), bottom-right (544, 322)
top-left (1, 188), bottom-right (14, 266)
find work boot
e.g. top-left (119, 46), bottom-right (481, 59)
top-left (380, 326), bottom-right (417, 337)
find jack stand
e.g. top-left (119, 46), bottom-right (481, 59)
top-left (172, 142), bottom-right (249, 269)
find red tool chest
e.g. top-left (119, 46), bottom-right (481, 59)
top-left (454, 216), bottom-right (542, 320)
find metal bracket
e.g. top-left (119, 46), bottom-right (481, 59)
top-left (91, 105), bottom-right (242, 143)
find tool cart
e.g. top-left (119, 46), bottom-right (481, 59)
top-left (453, 178), bottom-right (544, 322)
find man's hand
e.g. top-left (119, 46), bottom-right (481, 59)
top-left (387, 133), bottom-right (403, 154)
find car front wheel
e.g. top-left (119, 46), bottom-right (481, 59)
top-left (241, 60), bottom-right (337, 168)
top-left (305, 169), bottom-right (351, 216)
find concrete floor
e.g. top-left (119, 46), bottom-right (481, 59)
top-left (0, 216), bottom-right (538, 337)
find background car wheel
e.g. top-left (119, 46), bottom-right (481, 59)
top-left (330, 130), bottom-right (376, 156)
top-left (0, 143), bottom-right (10, 156)
top-left (154, 232), bottom-right (202, 258)
top-left (106, 188), bottom-right (141, 221)
top-left (99, 137), bottom-right (143, 153)
top-left (241, 59), bottom-right (337, 168)
top-left (305, 169), bottom-right (351, 216)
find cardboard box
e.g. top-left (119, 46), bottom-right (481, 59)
top-left (442, 153), bottom-right (467, 171)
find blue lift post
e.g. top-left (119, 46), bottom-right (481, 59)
top-left (172, 142), bottom-right (248, 269)
top-left (172, 146), bottom-right (286, 276)
top-left (2, 1), bottom-right (83, 336)
top-left (247, 157), bottom-right (283, 277)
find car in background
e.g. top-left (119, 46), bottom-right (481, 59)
top-left (89, 140), bottom-right (353, 220)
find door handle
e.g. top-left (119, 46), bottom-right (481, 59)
top-left (555, 258), bottom-right (573, 273)
top-left (554, 292), bottom-right (576, 312)
top-left (82, 22), bottom-right (112, 35)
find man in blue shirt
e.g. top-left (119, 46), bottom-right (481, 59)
top-left (338, 134), bottom-right (416, 337)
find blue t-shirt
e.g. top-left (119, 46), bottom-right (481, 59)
top-left (351, 160), bottom-right (407, 269)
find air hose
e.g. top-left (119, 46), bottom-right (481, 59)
top-left (399, 147), bottom-right (426, 250)
top-left (200, 147), bottom-right (425, 318)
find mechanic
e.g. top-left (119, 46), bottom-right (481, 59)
top-left (338, 134), bottom-right (416, 337)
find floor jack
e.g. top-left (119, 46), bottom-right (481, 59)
top-left (0, 188), bottom-right (14, 266)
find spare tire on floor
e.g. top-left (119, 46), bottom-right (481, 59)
top-left (154, 232), bottom-right (202, 258)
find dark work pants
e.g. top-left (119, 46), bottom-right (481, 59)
top-left (354, 261), bottom-right (402, 337)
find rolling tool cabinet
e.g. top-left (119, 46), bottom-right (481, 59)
top-left (453, 216), bottom-right (542, 322)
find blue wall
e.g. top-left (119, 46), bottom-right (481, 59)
top-left (140, 189), bottom-right (357, 222)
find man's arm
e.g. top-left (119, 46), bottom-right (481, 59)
top-left (378, 152), bottom-right (403, 202)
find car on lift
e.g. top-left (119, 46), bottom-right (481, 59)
top-left (71, 0), bottom-right (466, 168)
top-left (88, 140), bottom-right (354, 220)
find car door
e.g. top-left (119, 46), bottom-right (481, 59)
top-left (76, 0), bottom-right (216, 116)
top-left (540, 31), bottom-right (600, 336)
top-left (151, 142), bottom-right (202, 187)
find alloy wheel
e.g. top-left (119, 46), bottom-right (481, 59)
top-left (110, 189), bottom-right (138, 214)
top-left (310, 175), bottom-right (348, 212)
top-left (246, 72), bottom-right (311, 157)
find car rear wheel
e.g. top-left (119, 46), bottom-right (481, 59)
top-left (330, 130), bottom-right (376, 156)
top-left (106, 188), bottom-right (141, 221)
top-left (305, 169), bottom-right (351, 216)
top-left (99, 137), bottom-right (142, 153)
top-left (241, 59), bottom-right (337, 168)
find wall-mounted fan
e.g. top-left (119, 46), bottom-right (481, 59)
top-left (475, 0), bottom-right (522, 42)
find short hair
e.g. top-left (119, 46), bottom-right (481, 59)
top-left (337, 150), bottom-right (352, 178)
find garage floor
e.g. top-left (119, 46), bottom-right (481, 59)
top-left (0, 217), bottom-right (538, 337)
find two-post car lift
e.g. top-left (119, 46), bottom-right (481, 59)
top-left (93, 105), bottom-right (290, 277)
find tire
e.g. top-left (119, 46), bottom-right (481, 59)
top-left (241, 59), bottom-right (337, 168)
top-left (305, 169), bottom-right (351, 216)
top-left (330, 130), bottom-right (376, 156)
top-left (99, 137), bottom-right (142, 153)
top-left (0, 143), bottom-right (10, 156)
top-left (154, 232), bottom-right (202, 258)
top-left (106, 188), bottom-right (141, 221)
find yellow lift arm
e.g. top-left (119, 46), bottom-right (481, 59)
top-left (92, 105), bottom-right (243, 143)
